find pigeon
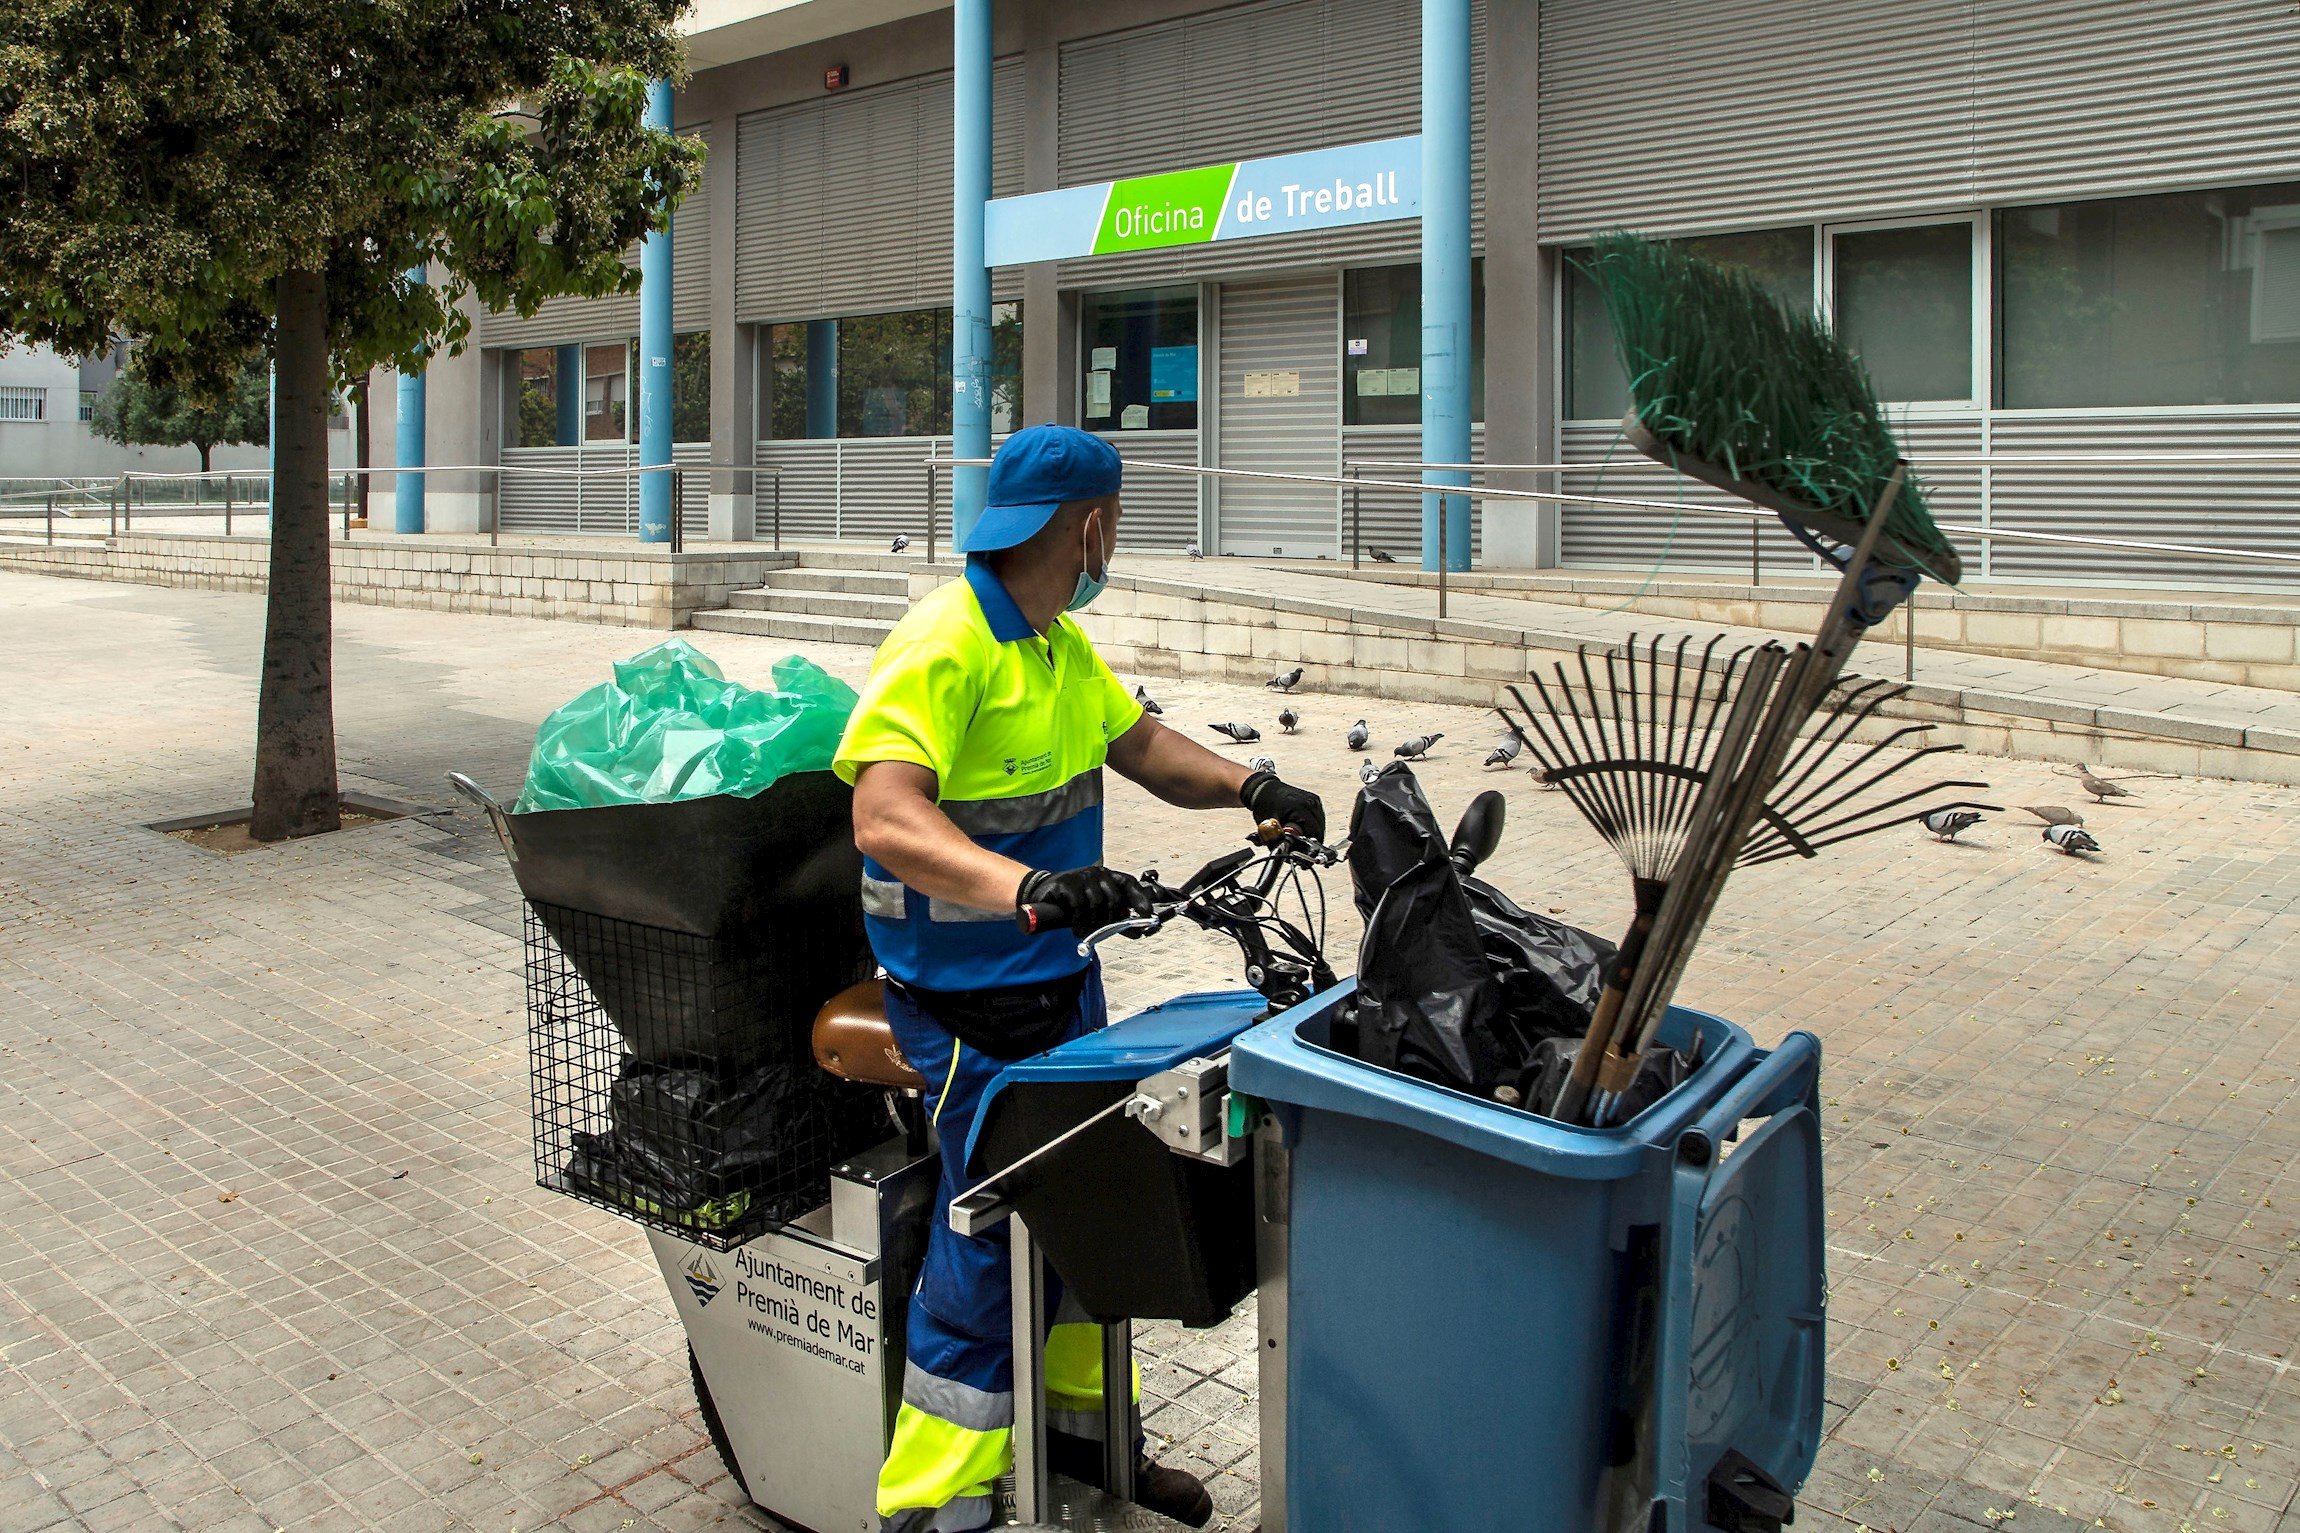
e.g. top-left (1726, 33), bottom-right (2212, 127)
top-left (1921, 808), bottom-right (1983, 842)
top-left (1267, 666), bottom-right (1304, 692)
top-left (1345, 719), bottom-right (1370, 752)
top-left (2043, 823), bottom-right (2101, 856)
top-left (1247, 754), bottom-right (1278, 775)
top-left (1185, 542), bottom-right (1203, 560)
top-left (1277, 708), bottom-right (1300, 734)
top-left (1368, 546), bottom-right (1398, 564)
top-left (1394, 733), bottom-right (1443, 760)
top-left (2022, 805), bottom-right (2084, 828)
top-left (1133, 684), bottom-right (1162, 717)
top-left (1359, 757), bottom-right (1382, 786)
top-left (2071, 764), bottom-right (2136, 803)
top-left (1483, 730), bottom-right (1524, 769)
top-left (889, 533), bottom-right (910, 554)
top-left (1208, 721), bottom-right (1261, 744)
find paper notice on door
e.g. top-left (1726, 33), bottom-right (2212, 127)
top-left (1354, 366), bottom-right (1420, 397)
top-left (1120, 404), bottom-right (1150, 429)
top-left (1089, 346), bottom-right (1117, 372)
top-left (1086, 369), bottom-right (1113, 417)
top-left (1243, 370), bottom-right (1301, 398)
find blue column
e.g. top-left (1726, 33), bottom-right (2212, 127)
top-left (805, 319), bottom-right (838, 438)
top-left (555, 344), bottom-right (583, 445)
top-left (951, 0), bottom-right (994, 544)
top-left (394, 266), bottom-right (426, 534)
top-left (637, 79), bottom-right (676, 543)
top-left (1419, 0), bottom-right (1472, 572)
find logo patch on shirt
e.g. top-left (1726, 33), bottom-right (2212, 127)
top-left (1015, 750), bottom-right (1054, 777)
top-left (1003, 756), bottom-right (1017, 776)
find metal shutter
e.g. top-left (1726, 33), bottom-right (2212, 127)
top-left (1537, 0), bottom-right (2300, 242)
top-left (735, 60), bottom-right (1024, 324)
top-left (1100, 429), bottom-right (1201, 550)
top-left (1056, 0), bottom-right (1485, 289)
top-left (1215, 275), bottom-right (1339, 557)
top-left (478, 125), bottom-right (713, 348)
top-left (1338, 423), bottom-right (1483, 562)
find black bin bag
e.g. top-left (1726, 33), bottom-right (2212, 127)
top-left (1346, 764), bottom-right (1617, 1103)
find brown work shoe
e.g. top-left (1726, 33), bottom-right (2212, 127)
top-left (1132, 1460), bottom-right (1213, 1528)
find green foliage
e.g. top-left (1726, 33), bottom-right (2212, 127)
top-left (88, 358), bottom-right (269, 467)
top-left (1582, 232), bottom-right (1955, 571)
top-left (0, 0), bottom-right (705, 396)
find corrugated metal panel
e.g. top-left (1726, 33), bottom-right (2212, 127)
top-left (753, 439), bottom-right (840, 543)
top-left (1984, 412), bottom-right (2300, 587)
top-left (1216, 276), bottom-right (1339, 557)
top-left (1338, 423), bottom-right (1484, 563)
top-left (1536, 0), bottom-right (2300, 242)
top-left (1055, 0), bottom-right (1485, 289)
top-left (1101, 429), bottom-right (1201, 550)
top-left (497, 443), bottom-right (708, 537)
top-left (735, 60), bottom-right (1024, 324)
top-left (1557, 415), bottom-right (1983, 574)
top-left (478, 126), bottom-right (714, 348)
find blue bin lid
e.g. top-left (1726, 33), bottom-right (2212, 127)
top-left (1228, 981), bottom-right (1759, 1182)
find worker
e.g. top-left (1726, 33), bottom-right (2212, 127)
top-left (836, 424), bottom-right (1323, 1532)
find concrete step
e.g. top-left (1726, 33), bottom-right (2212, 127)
top-left (762, 567), bottom-right (910, 597)
top-left (690, 607), bottom-right (895, 648)
top-left (724, 588), bottom-right (909, 621)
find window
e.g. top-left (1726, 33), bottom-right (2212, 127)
top-left (1830, 220), bottom-right (1974, 403)
top-left (585, 343), bottom-right (629, 442)
top-left (78, 391), bottom-right (96, 422)
top-left (0, 385), bottom-right (47, 423)
top-left (763, 305), bottom-right (1020, 440)
top-left (1081, 287), bottom-right (1198, 431)
top-left (511, 347), bottom-right (576, 448)
top-left (1564, 229), bottom-right (1815, 419)
top-left (1997, 183), bottom-right (2300, 409)
top-left (673, 332), bottom-right (710, 443)
top-left (1341, 261), bottom-right (1486, 427)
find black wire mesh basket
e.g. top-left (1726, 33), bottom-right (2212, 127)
top-left (479, 771), bottom-right (886, 1250)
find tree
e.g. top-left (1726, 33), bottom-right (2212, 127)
top-left (89, 358), bottom-right (270, 474)
top-left (0, 1), bottom-right (702, 839)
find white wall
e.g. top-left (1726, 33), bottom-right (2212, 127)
top-left (0, 341), bottom-right (349, 483)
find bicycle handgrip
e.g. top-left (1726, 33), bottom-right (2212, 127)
top-left (1016, 901), bottom-right (1066, 935)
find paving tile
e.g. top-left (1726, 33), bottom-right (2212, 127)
top-left (5, 570), bottom-right (2300, 1533)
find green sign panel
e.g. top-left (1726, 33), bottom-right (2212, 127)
top-left (1091, 164), bottom-right (1234, 254)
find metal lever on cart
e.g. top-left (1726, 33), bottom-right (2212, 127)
top-left (445, 772), bottom-right (517, 865)
top-left (949, 1051), bottom-right (1248, 1236)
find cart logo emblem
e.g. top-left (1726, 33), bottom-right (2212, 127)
top-left (684, 1254), bottom-right (722, 1307)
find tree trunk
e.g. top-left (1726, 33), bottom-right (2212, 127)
top-left (197, 442), bottom-right (212, 474)
top-left (350, 374), bottom-right (371, 518)
top-left (249, 268), bottom-right (342, 841)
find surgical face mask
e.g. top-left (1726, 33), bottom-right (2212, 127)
top-left (1067, 510), bottom-right (1114, 611)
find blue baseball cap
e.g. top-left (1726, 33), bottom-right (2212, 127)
top-left (958, 424), bottom-right (1123, 553)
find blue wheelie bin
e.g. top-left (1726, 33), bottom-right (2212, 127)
top-left (1229, 985), bottom-right (1826, 1533)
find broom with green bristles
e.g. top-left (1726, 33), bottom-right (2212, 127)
top-left (1544, 233), bottom-right (1966, 1126)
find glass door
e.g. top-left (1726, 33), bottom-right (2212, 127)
top-left (1824, 216), bottom-right (1981, 407)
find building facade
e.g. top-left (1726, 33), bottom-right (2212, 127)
top-left (392, 0), bottom-right (2300, 586)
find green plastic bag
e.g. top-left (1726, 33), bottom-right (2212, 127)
top-left (515, 639), bottom-right (859, 813)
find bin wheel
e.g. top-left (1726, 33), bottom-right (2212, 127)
top-left (689, 1345), bottom-right (751, 1500)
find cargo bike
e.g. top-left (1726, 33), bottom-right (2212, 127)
top-left (452, 760), bottom-right (1829, 1533)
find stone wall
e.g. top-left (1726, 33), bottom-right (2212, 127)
top-left (0, 534), bottom-right (794, 629)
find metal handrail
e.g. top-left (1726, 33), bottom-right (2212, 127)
top-left (922, 453), bottom-right (2300, 575)
top-left (1354, 453), bottom-right (2300, 470)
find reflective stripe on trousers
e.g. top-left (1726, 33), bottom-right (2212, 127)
top-left (874, 972), bottom-right (1138, 1530)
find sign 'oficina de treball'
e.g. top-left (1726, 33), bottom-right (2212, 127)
top-left (983, 135), bottom-right (1422, 266)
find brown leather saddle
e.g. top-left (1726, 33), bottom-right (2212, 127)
top-left (811, 979), bottom-right (928, 1093)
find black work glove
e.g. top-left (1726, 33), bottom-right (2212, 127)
top-left (1241, 770), bottom-right (1327, 845)
top-left (1015, 864), bottom-right (1155, 937)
